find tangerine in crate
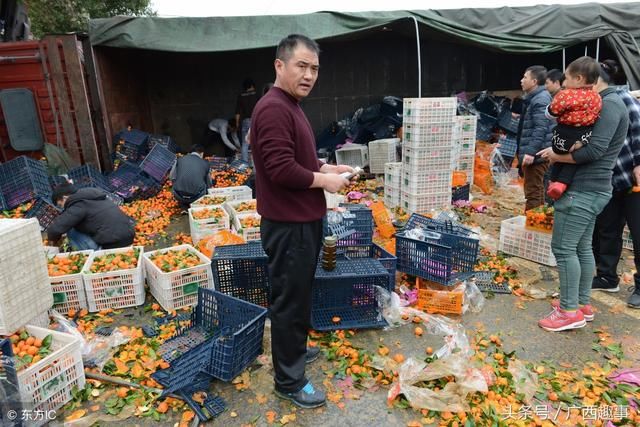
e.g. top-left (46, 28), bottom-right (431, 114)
top-left (525, 205), bottom-right (554, 233)
top-left (48, 252), bottom-right (89, 276)
top-left (415, 277), bottom-right (464, 315)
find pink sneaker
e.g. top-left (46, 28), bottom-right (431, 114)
top-left (551, 300), bottom-right (594, 322)
top-left (538, 307), bottom-right (586, 332)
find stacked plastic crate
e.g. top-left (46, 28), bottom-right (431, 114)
top-left (368, 138), bottom-right (399, 174)
top-left (384, 162), bottom-right (402, 209)
top-left (401, 98), bottom-right (457, 213)
top-left (454, 115), bottom-right (477, 185)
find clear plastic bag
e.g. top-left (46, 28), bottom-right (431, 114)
top-left (507, 359), bottom-right (539, 404)
top-left (490, 147), bottom-right (513, 188)
top-left (49, 309), bottom-right (131, 371)
top-left (388, 354), bottom-right (488, 412)
top-left (463, 280), bottom-right (485, 313)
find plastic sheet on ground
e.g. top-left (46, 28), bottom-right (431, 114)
top-left (387, 354), bottom-right (488, 412)
top-left (463, 280), bottom-right (485, 313)
top-left (50, 309), bottom-right (131, 371)
top-left (507, 359), bottom-right (539, 404)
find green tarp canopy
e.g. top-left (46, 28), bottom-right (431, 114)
top-left (89, 2), bottom-right (640, 89)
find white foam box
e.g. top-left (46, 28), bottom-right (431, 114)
top-left (48, 250), bottom-right (93, 313)
top-left (82, 246), bottom-right (145, 312)
top-left (0, 219), bottom-right (53, 335)
top-left (143, 244), bottom-right (214, 311)
top-left (17, 325), bottom-right (85, 425)
top-left (499, 216), bottom-right (557, 266)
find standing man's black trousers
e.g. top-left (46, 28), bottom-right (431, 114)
top-left (261, 218), bottom-right (323, 393)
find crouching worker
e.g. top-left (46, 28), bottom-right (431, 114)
top-left (170, 144), bottom-right (212, 210)
top-left (48, 184), bottom-right (135, 250)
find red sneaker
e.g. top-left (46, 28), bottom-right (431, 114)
top-left (551, 300), bottom-right (594, 321)
top-left (547, 181), bottom-right (567, 201)
top-left (538, 307), bottom-right (586, 332)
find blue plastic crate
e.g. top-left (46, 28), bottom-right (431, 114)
top-left (323, 204), bottom-right (373, 248)
top-left (497, 109), bottom-right (520, 134)
top-left (48, 174), bottom-right (69, 190)
top-left (497, 134), bottom-right (518, 159)
top-left (476, 112), bottom-right (496, 142)
top-left (452, 184), bottom-right (470, 202)
top-left (0, 337), bottom-right (22, 427)
top-left (107, 161), bottom-right (142, 190)
top-left (228, 159), bottom-right (252, 174)
top-left (147, 134), bottom-right (178, 153)
top-left (405, 213), bottom-right (474, 238)
top-left (25, 197), bottom-right (61, 231)
top-left (343, 244), bottom-right (397, 290)
top-left (208, 156), bottom-right (230, 171)
top-left (68, 164), bottom-right (111, 192)
top-left (139, 143), bottom-right (176, 183)
top-left (115, 173), bottom-right (161, 202)
top-left (0, 156), bottom-right (51, 209)
top-left (211, 242), bottom-right (270, 308)
top-left (152, 372), bottom-right (225, 422)
top-left (395, 226), bottom-right (479, 286)
top-left (312, 258), bottom-right (389, 331)
top-left (0, 192), bottom-right (6, 211)
top-left (113, 129), bottom-right (149, 162)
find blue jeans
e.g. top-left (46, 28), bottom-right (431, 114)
top-left (67, 228), bottom-right (101, 251)
top-left (241, 118), bottom-right (251, 163)
top-left (551, 191), bottom-right (611, 310)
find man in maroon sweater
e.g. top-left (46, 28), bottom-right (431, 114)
top-left (251, 34), bottom-right (354, 408)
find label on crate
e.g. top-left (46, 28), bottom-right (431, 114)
top-left (42, 372), bottom-right (67, 399)
top-left (53, 292), bottom-right (68, 304)
top-left (105, 286), bottom-right (125, 298)
top-left (183, 282), bottom-right (199, 295)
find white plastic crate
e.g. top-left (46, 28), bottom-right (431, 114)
top-left (385, 162), bottom-right (402, 176)
top-left (143, 244), bottom-right (214, 311)
top-left (499, 216), bottom-right (557, 266)
top-left (0, 219), bottom-right (53, 335)
top-left (48, 250), bottom-right (92, 313)
top-left (27, 311), bottom-right (50, 328)
top-left (402, 123), bottom-right (456, 147)
top-left (403, 97), bottom-right (457, 125)
top-left (207, 185), bottom-right (253, 201)
top-left (188, 205), bottom-right (231, 244)
top-left (233, 212), bottom-right (262, 241)
top-left (325, 191), bottom-right (346, 209)
top-left (384, 184), bottom-right (401, 209)
top-left (191, 194), bottom-right (231, 208)
top-left (401, 190), bottom-right (452, 214)
top-left (401, 169), bottom-right (452, 194)
top-left (223, 198), bottom-right (258, 220)
top-left (402, 145), bottom-right (452, 173)
top-left (623, 226), bottom-right (633, 250)
top-left (459, 137), bottom-right (476, 156)
top-left (456, 115), bottom-right (477, 139)
top-left (82, 246), bottom-right (145, 312)
top-left (17, 325), bottom-right (85, 423)
top-left (335, 144), bottom-right (369, 168)
top-left (457, 153), bottom-right (475, 176)
top-left (368, 138), bottom-right (399, 174)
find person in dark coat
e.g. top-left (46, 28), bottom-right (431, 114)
top-left (48, 184), bottom-right (135, 250)
top-left (169, 144), bottom-right (212, 209)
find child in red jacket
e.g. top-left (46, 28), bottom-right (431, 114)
top-left (546, 57), bottom-right (602, 200)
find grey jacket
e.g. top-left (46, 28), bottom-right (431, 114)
top-left (517, 86), bottom-right (554, 163)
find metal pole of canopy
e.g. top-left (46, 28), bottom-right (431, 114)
top-left (411, 16), bottom-right (422, 97)
top-left (562, 48), bottom-right (566, 70)
top-left (596, 38), bottom-right (600, 61)
top-left (584, 45), bottom-right (588, 56)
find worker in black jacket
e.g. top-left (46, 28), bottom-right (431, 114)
top-left (47, 184), bottom-right (135, 250)
top-left (169, 144), bottom-right (212, 209)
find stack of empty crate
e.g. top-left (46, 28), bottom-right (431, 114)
top-left (384, 162), bottom-right (402, 208)
top-left (454, 115), bottom-right (477, 185)
top-left (368, 138), bottom-right (399, 174)
top-left (401, 98), bottom-right (457, 213)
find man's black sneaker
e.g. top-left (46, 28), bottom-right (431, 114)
top-left (305, 347), bottom-right (321, 364)
top-left (628, 287), bottom-right (640, 308)
top-left (591, 276), bottom-right (620, 293)
top-left (274, 382), bottom-right (326, 409)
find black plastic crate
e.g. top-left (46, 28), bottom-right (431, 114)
top-left (323, 204), bottom-right (373, 248)
top-left (497, 109), bottom-right (520, 134)
top-left (476, 112), bottom-right (496, 142)
top-left (147, 134), bottom-right (178, 153)
top-left (0, 192), bottom-right (6, 211)
top-left (395, 228), bottom-right (479, 286)
top-left (228, 159), bottom-right (252, 174)
top-left (473, 271), bottom-right (511, 294)
top-left (153, 372), bottom-right (225, 422)
top-left (113, 129), bottom-right (149, 162)
top-left (25, 197), bottom-right (61, 231)
top-left (312, 258), bottom-right (389, 331)
top-left (405, 213), bottom-right (474, 238)
top-left (0, 156), bottom-right (51, 209)
top-left (452, 184), bottom-right (470, 202)
top-left (115, 174), bottom-right (161, 202)
top-left (211, 242), bottom-right (271, 308)
top-left (343, 244), bottom-right (397, 290)
top-left (48, 174), bottom-right (69, 190)
top-left (208, 156), bottom-right (230, 171)
top-left (68, 164), bottom-right (111, 192)
top-left (139, 144), bottom-right (176, 183)
top-left (497, 134), bottom-right (518, 159)
top-left (107, 161), bottom-right (143, 191)
top-left (0, 337), bottom-right (22, 427)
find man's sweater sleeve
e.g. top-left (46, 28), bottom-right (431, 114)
top-left (572, 97), bottom-right (619, 164)
top-left (257, 108), bottom-right (315, 189)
